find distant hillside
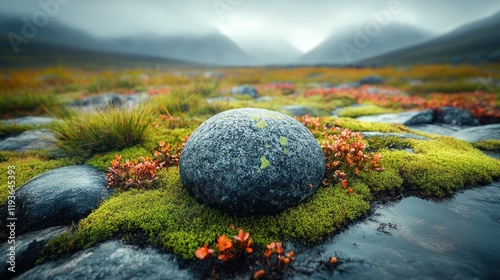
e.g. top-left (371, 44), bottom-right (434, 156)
top-left (0, 36), bottom-right (201, 69)
top-left (363, 11), bottom-right (500, 65)
top-left (297, 23), bottom-right (432, 65)
top-left (0, 16), bottom-right (256, 67)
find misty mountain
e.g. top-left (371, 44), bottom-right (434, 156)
top-left (242, 39), bottom-right (303, 65)
top-left (363, 11), bottom-right (500, 65)
top-left (0, 15), bottom-right (256, 66)
top-left (296, 23), bottom-right (433, 65)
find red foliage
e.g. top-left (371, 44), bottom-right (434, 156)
top-left (299, 116), bottom-right (384, 191)
top-left (304, 85), bottom-right (500, 122)
top-left (106, 154), bottom-right (159, 191)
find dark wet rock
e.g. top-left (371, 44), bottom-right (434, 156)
top-left (4, 165), bottom-right (110, 234)
top-left (69, 92), bottom-right (148, 111)
top-left (451, 124), bottom-right (500, 142)
top-left (407, 124), bottom-right (463, 136)
top-left (358, 75), bottom-right (385, 85)
top-left (287, 183), bottom-right (500, 280)
top-left (180, 108), bottom-right (325, 217)
top-left (361, 132), bottom-right (429, 141)
top-left (70, 92), bottom-right (123, 110)
top-left (0, 226), bottom-right (70, 279)
top-left (356, 110), bottom-right (434, 125)
top-left (1, 117), bottom-right (56, 126)
top-left (0, 130), bottom-right (57, 152)
top-left (229, 85), bottom-right (258, 99)
top-left (281, 105), bottom-right (329, 117)
top-left (436, 107), bottom-right (480, 126)
top-left (14, 240), bottom-right (194, 280)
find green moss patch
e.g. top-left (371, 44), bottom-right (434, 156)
top-left (472, 140), bottom-right (500, 151)
top-left (337, 105), bottom-right (402, 118)
top-left (45, 168), bottom-right (370, 260)
top-left (41, 116), bottom-right (500, 264)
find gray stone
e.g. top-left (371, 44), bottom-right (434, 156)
top-left (0, 226), bottom-right (70, 278)
top-left (0, 130), bottom-right (57, 152)
top-left (451, 124), bottom-right (500, 142)
top-left (407, 124), bottom-right (464, 136)
top-left (70, 92), bottom-right (123, 109)
top-left (281, 105), bottom-right (329, 117)
top-left (229, 85), bottom-right (258, 99)
top-left (14, 240), bottom-right (194, 280)
top-left (1, 116), bottom-right (56, 126)
top-left (356, 110), bottom-right (434, 125)
top-left (180, 108), bottom-right (325, 217)
top-left (5, 165), bottom-right (111, 234)
top-left (358, 75), bottom-right (385, 85)
top-left (436, 107), bottom-right (480, 126)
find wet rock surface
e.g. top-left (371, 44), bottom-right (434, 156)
top-left (14, 240), bottom-right (194, 280)
top-left (1, 117), bottom-right (56, 126)
top-left (450, 124), bottom-right (500, 142)
top-left (287, 182), bottom-right (500, 279)
top-left (0, 226), bottom-right (70, 279)
top-left (356, 110), bottom-right (434, 125)
top-left (68, 92), bottom-right (149, 111)
top-left (0, 130), bottom-right (57, 153)
top-left (229, 85), bottom-right (258, 99)
top-left (4, 165), bottom-right (110, 234)
top-left (11, 183), bottom-right (500, 280)
top-left (435, 107), bottom-right (480, 126)
top-left (361, 132), bottom-right (429, 141)
top-left (180, 108), bottom-right (325, 216)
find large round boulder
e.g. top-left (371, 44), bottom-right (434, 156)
top-left (6, 165), bottom-right (111, 234)
top-left (180, 108), bottom-right (325, 217)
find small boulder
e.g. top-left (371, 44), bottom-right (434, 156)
top-left (357, 110), bottom-right (434, 125)
top-left (5, 165), bottom-right (111, 234)
top-left (435, 107), bottom-right (480, 126)
top-left (451, 124), bottom-right (500, 142)
top-left (1, 116), bottom-right (56, 126)
top-left (358, 75), bottom-right (385, 85)
top-left (229, 85), bottom-right (258, 99)
top-left (0, 129), bottom-right (57, 152)
top-left (180, 108), bottom-right (325, 217)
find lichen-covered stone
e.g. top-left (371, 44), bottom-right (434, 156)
top-left (180, 108), bottom-right (325, 216)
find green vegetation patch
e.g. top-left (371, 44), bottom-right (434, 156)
top-left (45, 168), bottom-right (370, 260)
top-left (0, 91), bottom-right (56, 117)
top-left (0, 123), bottom-right (34, 139)
top-left (472, 140), bottom-right (500, 151)
top-left (337, 105), bottom-right (402, 118)
top-left (0, 151), bottom-right (76, 204)
top-left (51, 106), bottom-right (154, 158)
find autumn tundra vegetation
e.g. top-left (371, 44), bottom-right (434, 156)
top-left (1, 63), bottom-right (499, 278)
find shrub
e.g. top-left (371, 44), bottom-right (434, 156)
top-left (51, 106), bottom-right (154, 157)
top-left (106, 154), bottom-right (159, 191)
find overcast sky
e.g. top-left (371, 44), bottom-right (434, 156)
top-left (1, 0), bottom-right (499, 52)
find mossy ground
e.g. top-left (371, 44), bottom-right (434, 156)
top-left (43, 117), bottom-right (500, 261)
